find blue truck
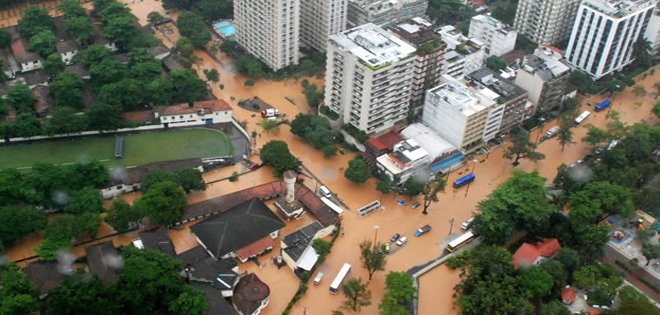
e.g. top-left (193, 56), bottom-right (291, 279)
top-left (595, 99), bottom-right (611, 112)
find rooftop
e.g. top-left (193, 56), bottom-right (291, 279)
top-left (582, 0), bottom-right (655, 17)
top-left (466, 68), bottom-right (527, 104)
top-left (512, 238), bottom-right (561, 268)
top-left (521, 49), bottom-right (570, 80)
top-left (365, 130), bottom-right (405, 152)
top-left (85, 241), bottom-right (121, 284)
top-left (154, 99), bottom-right (232, 117)
top-left (349, 0), bottom-right (426, 13)
top-left (138, 227), bottom-right (177, 258)
top-left (233, 273), bottom-right (270, 315)
top-left (109, 158), bottom-right (203, 186)
top-left (22, 262), bottom-right (67, 297)
top-left (193, 284), bottom-right (239, 315)
top-left (470, 14), bottom-right (515, 33)
top-left (282, 222), bottom-right (324, 263)
top-left (427, 75), bottom-right (494, 116)
top-left (400, 123), bottom-right (457, 160)
top-left (11, 38), bottom-right (40, 63)
top-left (235, 236), bottom-right (274, 261)
top-left (176, 246), bottom-right (238, 291)
top-left (330, 23), bottom-right (416, 69)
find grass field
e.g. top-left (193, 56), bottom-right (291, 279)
top-left (0, 128), bottom-right (233, 169)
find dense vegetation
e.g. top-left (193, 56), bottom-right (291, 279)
top-left (290, 113), bottom-right (339, 157)
top-left (259, 140), bottom-right (302, 176)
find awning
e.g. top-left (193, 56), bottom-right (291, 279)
top-left (430, 153), bottom-right (464, 172)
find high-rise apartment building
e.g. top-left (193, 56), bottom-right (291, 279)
top-left (325, 23), bottom-right (416, 134)
top-left (644, 2), bottom-right (660, 56)
top-left (516, 47), bottom-right (571, 113)
top-left (468, 14), bottom-right (517, 57)
top-left (390, 17), bottom-right (446, 113)
top-left (513, 0), bottom-right (580, 45)
top-left (235, 0), bottom-right (301, 71)
top-left (438, 25), bottom-right (485, 79)
top-left (346, 0), bottom-right (428, 28)
top-left (422, 75), bottom-right (501, 153)
top-left (300, 0), bottom-right (348, 52)
top-left (565, 0), bottom-right (655, 79)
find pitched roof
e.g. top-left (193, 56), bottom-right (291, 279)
top-left (66, 65), bottom-right (90, 78)
top-left (192, 283), bottom-right (239, 315)
top-left (154, 99), bottom-right (232, 117)
top-left (11, 39), bottom-right (40, 63)
top-left (176, 246), bottom-right (238, 291)
top-left (122, 110), bottom-right (153, 122)
top-left (233, 273), bottom-right (270, 315)
top-left (561, 286), bottom-right (576, 303)
top-left (190, 198), bottom-right (285, 258)
top-left (162, 54), bottom-right (184, 71)
top-left (147, 45), bottom-right (170, 59)
top-left (20, 71), bottom-right (48, 86)
top-left (22, 262), bottom-right (66, 296)
top-left (138, 227), bottom-right (177, 257)
top-left (56, 40), bottom-right (79, 53)
top-left (365, 130), bottom-right (404, 152)
top-left (85, 241), bottom-right (121, 284)
top-left (282, 222), bottom-right (324, 262)
top-left (235, 236), bottom-right (274, 261)
top-left (512, 238), bottom-right (561, 268)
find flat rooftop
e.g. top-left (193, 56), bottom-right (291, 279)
top-left (427, 75), bottom-right (493, 116)
top-left (582, 0), bottom-right (655, 17)
top-left (521, 51), bottom-right (570, 80)
top-left (471, 14), bottom-right (515, 33)
top-left (331, 23), bottom-right (416, 68)
top-left (466, 68), bottom-right (527, 104)
top-left (401, 123), bottom-right (457, 160)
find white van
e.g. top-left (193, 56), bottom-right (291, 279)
top-left (319, 185), bottom-right (332, 198)
top-left (314, 272), bottom-right (324, 285)
top-left (461, 216), bottom-right (476, 230)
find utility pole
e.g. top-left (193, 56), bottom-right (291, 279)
top-left (448, 218), bottom-right (454, 235)
top-left (464, 160), bottom-right (477, 198)
top-left (373, 225), bottom-right (380, 247)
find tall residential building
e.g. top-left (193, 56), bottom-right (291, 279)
top-left (325, 23), bottom-right (416, 134)
top-left (390, 17), bottom-right (447, 113)
top-left (516, 47), bottom-right (571, 113)
top-left (438, 25), bottom-right (486, 79)
top-left (466, 68), bottom-right (529, 134)
top-left (513, 0), bottom-right (580, 45)
top-left (422, 75), bottom-right (500, 153)
top-left (565, 0), bottom-right (655, 79)
top-left (468, 14), bottom-right (517, 57)
top-left (645, 3), bottom-right (660, 56)
top-left (346, 0), bottom-right (428, 28)
top-left (235, 0), bottom-right (300, 71)
top-left (300, 0), bottom-right (348, 52)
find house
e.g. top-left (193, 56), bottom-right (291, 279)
top-left (162, 54), bottom-right (184, 71)
top-left (361, 130), bottom-right (405, 167)
top-left (562, 286), bottom-right (576, 305)
top-left (233, 273), bottom-right (270, 315)
top-left (154, 99), bottom-right (233, 127)
top-left (147, 45), bottom-right (171, 60)
top-left (190, 198), bottom-right (285, 262)
top-left (22, 262), bottom-right (68, 299)
top-left (56, 40), bottom-right (79, 65)
top-left (11, 38), bottom-right (42, 73)
top-left (32, 85), bottom-right (51, 117)
top-left (281, 222), bottom-right (334, 272)
top-left (512, 238), bottom-right (561, 268)
top-left (193, 284), bottom-right (239, 315)
top-left (177, 246), bottom-right (239, 297)
top-left (19, 71), bottom-right (48, 88)
top-left (135, 227), bottom-right (177, 257)
top-left (94, 37), bottom-right (118, 52)
top-left (0, 47), bottom-right (20, 79)
top-left (85, 241), bottom-right (122, 284)
top-left (113, 53), bottom-right (131, 65)
top-left (66, 64), bottom-right (90, 80)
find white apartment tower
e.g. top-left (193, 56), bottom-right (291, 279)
top-left (325, 23), bottom-right (416, 134)
top-left (565, 0), bottom-right (655, 79)
top-left (514, 0), bottom-right (580, 45)
top-left (644, 2), bottom-right (660, 56)
top-left (300, 0), bottom-right (348, 52)
top-left (346, 0), bottom-right (428, 28)
top-left (235, 0), bottom-right (301, 71)
top-left (468, 14), bottom-right (517, 57)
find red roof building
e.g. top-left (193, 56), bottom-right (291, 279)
top-left (512, 238), bottom-right (561, 269)
top-left (235, 236), bottom-right (274, 262)
top-left (362, 130), bottom-right (404, 166)
top-left (233, 273), bottom-right (270, 315)
top-left (561, 286), bottom-right (576, 304)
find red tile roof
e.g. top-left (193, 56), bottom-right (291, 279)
top-left (155, 99), bottom-right (232, 117)
top-left (122, 110), bottom-right (153, 122)
top-left (588, 308), bottom-right (602, 315)
top-left (366, 131), bottom-right (404, 152)
top-left (235, 236), bottom-right (274, 261)
top-left (562, 287), bottom-right (576, 304)
top-left (512, 238), bottom-right (561, 268)
top-left (233, 273), bottom-right (269, 315)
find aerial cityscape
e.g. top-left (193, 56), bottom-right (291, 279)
top-left (0, 0), bottom-right (658, 314)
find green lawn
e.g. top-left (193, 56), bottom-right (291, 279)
top-left (0, 128), bottom-right (233, 169)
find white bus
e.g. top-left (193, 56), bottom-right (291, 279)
top-left (321, 197), bottom-right (344, 215)
top-left (446, 231), bottom-right (476, 252)
top-left (329, 263), bottom-right (351, 294)
top-left (574, 111), bottom-right (591, 125)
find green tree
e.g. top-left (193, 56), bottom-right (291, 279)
top-left (554, 248), bottom-right (582, 276)
top-left (557, 117), bottom-right (575, 151)
top-left (176, 37), bottom-right (194, 57)
top-left (176, 168), bottom-right (206, 193)
top-left (421, 176), bottom-right (446, 215)
top-left (64, 187), bottom-right (103, 214)
top-left (490, 0), bottom-right (518, 24)
top-left (147, 11), bottom-right (166, 25)
top-left (539, 300), bottom-right (571, 315)
top-left (341, 278), bottom-right (371, 312)
top-left (485, 56), bottom-right (506, 71)
top-left (7, 84), bottom-right (36, 114)
top-left (45, 273), bottom-right (119, 315)
top-left (401, 178), bottom-right (424, 198)
top-left (203, 68), bottom-right (219, 82)
top-left (77, 44), bottom-right (112, 68)
top-left (28, 29), bottom-right (57, 57)
top-left (632, 39), bottom-right (652, 69)
top-left (46, 106), bottom-right (88, 135)
top-left (582, 125), bottom-right (610, 148)
top-left (0, 264), bottom-right (39, 315)
top-left (569, 181), bottom-right (635, 223)
top-left (103, 14), bottom-right (138, 48)
top-left (518, 266), bottom-right (553, 298)
top-left (0, 29), bottom-right (11, 48)
top-left (359, 240), bottom-right (386, 280)
top-left (312, 238), bottom-right (332, 258)
top-left (136, 181), bottom-right (187, 225)
top-left (234, 55), bottom-right (265, 78)
top-left (59, 0), bottom-right (87, 17)
top-left (177, 11), bottom-right (211, 48)
top-left (49, 72), bottom-right (85, 109)
top-left (303, 84), bottom-right (324, 108)
top-left (128, 49), bottom-right (164, 81)
top-left (13, 112), bottom-right (42, 137)
top-left (168, 285), bottom-right (209, 315)
top-left (653, 101), bottom-right (660, 118)
top-left (105, 199), bottom-right (143, 233)
top-left (97, 79), bottom-right (145, 111)
top-left (633, 85), bottom-right (647, 98)
top-left (196, 0), bottom-right (233, 21)
top-left (162, 0), bottom-right (195, 9)
top-left (90, 58), bottom-right (127, 89)
top-left (322, 145), bottom-right (338, 158)
top-left (379, 272), bottom-right (415, 315)
top-left (618, 285), bottom-right (659, 315)
top-left (642, 242), bottom-right (660, 266)
top-left (65, 15), bottom-right (95, 45)
top-left (259, 140), bottom-right (302, 176)
top-left (18, 7), bottom-right (54, 38)
top-left (88, 103), bottom-right (123, 131)
top-left (244, 79), bottom-right (256, 87)
top-left (573, 264), bottom-right (623, 302)
top-left (43, 53), bottom-right (65, 77)
top-left (376, 179), bottom-right (392, 194)
top-left (345, 157), bottom-right (371, 184)
top-left (503, 127), bottom-right (545, 166)
top-left (0, 206), bottom-right (47, 247)
top-left (167, 70), bottom-right (208, 103)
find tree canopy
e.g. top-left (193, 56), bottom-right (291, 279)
top-left (379, 272), bottom-right (415, 315)
top-left (259, 140), bottom-right (302, 176)
top-left (136, 181), bottom-right (187, 225)
top-left (18, 7), bottom-right (55, 38)
top-left (503, 127), bottom-right (545, 166)
top-left (177, 11), bottom-right (211, 48)
top-left (341, 278), bottom-right (372, 312)
top-left (344, 157), bottom-right (371, 184)
top-left (359, 240), bottom-right (386, 280)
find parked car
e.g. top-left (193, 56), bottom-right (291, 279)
top-left (461, 217), bottom-right (476, 231)
top-left (248, 163), bottom-right (261, 170)
top-left (396, 236), bottom-right (408, 246)
top-left (607, 139), bottom-right (620, 150)
top-left (396, 199), bottom-right (408, 206)
top-left (415, 225), bottom-right (432, 236)
top-left (390, 233), bottom-right (401, 243)
top-left (411, 202), bottom-right (420, 209)
top-left (379, 243), bottom-right (390, 254)
top-left (313, 272), bottom-right (324, 285)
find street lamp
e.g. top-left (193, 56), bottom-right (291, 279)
top-left (464, 159), bottom-right (478, 198)
top-left (373, 225), bottom-right (380, 246)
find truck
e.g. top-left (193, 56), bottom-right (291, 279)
top-left (261, 108), bottom-right (280, 118)
top-left (541, 126), bottom-right (560, 141)
top-left (415, 225), bottom-right (432, 236)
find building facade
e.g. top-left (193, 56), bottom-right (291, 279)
top-left (645, 2), bottom-right (660, 56)
top-left (516, 47), bottom-right (571, 114)
top-left (468, 14), bottom-right (517, 57)
top-left (346, 0), bottom-right (428, 28)
top-left (376, 139), bottom-right (430, 182)
top-left (390, 17), bottom-right (447, 113)
top-left (235, 0), bottom-right (300, 71)
top-left (325, 23), bottom-right (416, 134)
top-left (438, 25), bottom-right (485, 79)
top-left (565, 0), bottom-right (655, 79)
top-left (421, 75), bottom-right (496, 153)
top-left (300, 0), bottom-right (348, 52)
top-left (513, 0), bottom-right (580, 45)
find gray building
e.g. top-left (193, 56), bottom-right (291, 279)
top-left (516, 48), bottom-right (571, 114)
top-left (300, 0), bottom-right (348, 52)
top-left (513, 0), bottom-right (580, 45)
top-left (346, 0), bottom-right (428, 28)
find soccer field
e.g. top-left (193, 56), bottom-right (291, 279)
top-left (0, 128), bottom-right (233, 169)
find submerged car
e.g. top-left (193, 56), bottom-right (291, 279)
top-left (390, 233), bottom-right (401, 243)
top-left (396, 236), bottom-right (408, 246)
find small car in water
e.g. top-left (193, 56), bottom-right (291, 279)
top-left (396, 236), bottom-right (408, 246)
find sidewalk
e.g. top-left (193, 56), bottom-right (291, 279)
top-left (601, 244), bottom-right (660, 302)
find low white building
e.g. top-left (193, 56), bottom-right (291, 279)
top-left (155, 99), bottom-right (233, 127)
top-left (11, 39), bottom-right (42, 73)
top-left (400, 123), bottom-right (463, 174)
top-left (468, 14), bottom-right (517, 57)
top-left (376, 138), bottom-right (429, 182)
top-left (55, 40), bottom-right (78, 65)
top-left (438, 25), bottom-right (485, 79)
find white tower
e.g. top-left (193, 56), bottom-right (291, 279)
top-left (283, 170), bottom-right (297, 204)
